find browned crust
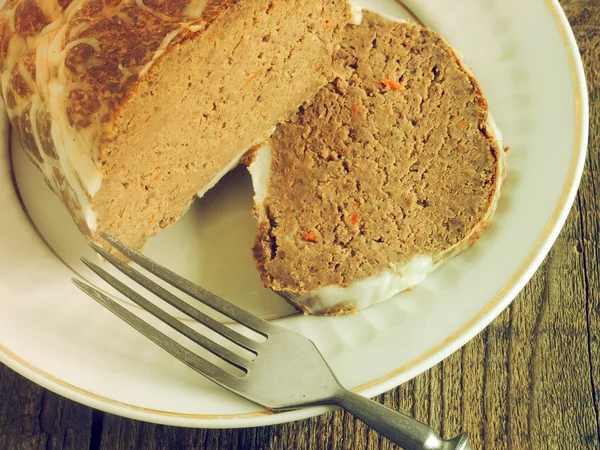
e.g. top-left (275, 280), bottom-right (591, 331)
top-left (240, 141), bottom-right (268, 166)
top-left (0, 0), bottom-right (242, 165)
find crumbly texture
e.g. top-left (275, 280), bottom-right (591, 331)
top-left (0, 0), bottom-right (350, 250)
top-left (253, 12), bottom-right (502, 294)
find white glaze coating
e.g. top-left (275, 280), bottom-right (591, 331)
top-left (246, 142), bottom-right (272, 223)
top-left (350, 5), bottom-right (363, 25)
top-left (297, 256), bottom-right (435, 312)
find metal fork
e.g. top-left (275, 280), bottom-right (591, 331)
top-left (73, 233), bottom-right (472, 450)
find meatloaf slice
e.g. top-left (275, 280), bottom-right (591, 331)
top-left (248, 11), bottom-right (506, 315)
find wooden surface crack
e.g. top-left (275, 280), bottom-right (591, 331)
top-left (480, 327), bottom-right (490, 447)
top-left (506, 304), bottom-right (515, 450)
top-left (578, 190), bottom-right (600, 443)
top-left (89, 410), bottom-right (104, 450)
top-left (37, 389), bottom-right (47, 435)
top-left (527, 261), bottom-right (550, 446)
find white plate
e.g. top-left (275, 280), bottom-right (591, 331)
top-left (0, 0), bottom-right (588, 427)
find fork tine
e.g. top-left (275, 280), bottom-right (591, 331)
top-left (81, 257), bottom-right (249, 371)
top-left (72, 279), bottom-right (244, 390)
top-left (99, 233), bottom-right (277, 336)
top-left (88, 242), bottom-right (260, 353)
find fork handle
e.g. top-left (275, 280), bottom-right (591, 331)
top-left (333, 390), bottom-right (472, 450)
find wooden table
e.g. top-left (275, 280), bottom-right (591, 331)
top-left (1, 1), bottom-right (598, 449)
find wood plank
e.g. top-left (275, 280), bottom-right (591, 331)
top-left (0, 364), bottom-right (93, 450)
top-left (561, 0), bottom-right (600, 443)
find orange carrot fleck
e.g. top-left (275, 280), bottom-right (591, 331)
top-left (376, 77), bottom-right (405, 91)
top-left (151, 172), bottom-right (162, 181)
top-left (350, 213), bottom-right (359, 225)
top-left (352, 104), bottom-right (360, 117)
top-left (303, 231), bottom-right (317, 242)
top-left (208, 35), bottom-right (214, 42)
top-left (245, 70), bottom-right (261, 85)
top-left (458, 120), bottom-right (468, 128)
top-left (353, 201), bottom-right (360, 208)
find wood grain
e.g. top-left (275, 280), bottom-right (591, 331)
top-left (1, 0), bottom-right (598, 448)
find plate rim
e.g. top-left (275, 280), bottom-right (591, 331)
top-left (0, 0), bottom-right (589, 428)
